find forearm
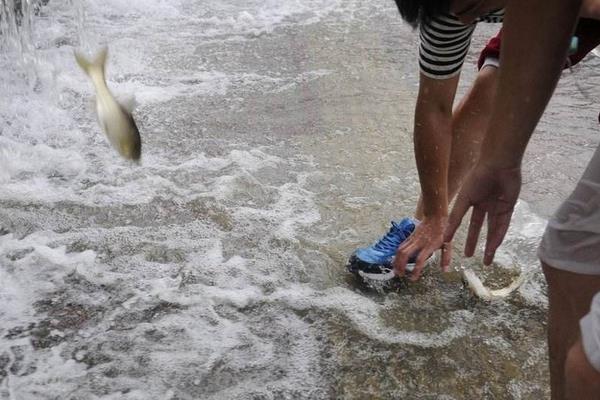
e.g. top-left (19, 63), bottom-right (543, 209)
top-left (480, 0), bottom-right (582, 168)
top-left (414, 99), bottom-right (452, 217)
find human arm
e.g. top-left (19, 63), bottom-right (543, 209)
top-left (393, 73), bottom-right (459, 280)
top-left (414, 74), bottom-right (458, 219)
top-left (392, 12), bottom-right (474, 279)
top-left (477, 0), bottom-right (581, 169)
top-left (443, 0), bottom-right (582, 266)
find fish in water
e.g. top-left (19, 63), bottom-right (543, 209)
top-left (74, 47), bottom-right (142, 161)
top-left (461, 266), bottom-right (526, 301)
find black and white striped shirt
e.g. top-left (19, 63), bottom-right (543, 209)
top-left (419, 9), bottom-right (504, 79)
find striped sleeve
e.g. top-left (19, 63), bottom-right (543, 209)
top-left (419, 14), bottom-right (476, 79)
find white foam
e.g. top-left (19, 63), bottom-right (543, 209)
top-left (0, 0), bottom-right (554, 397)
top-left (0, 144), bottom-right (301, 207)
top-left (0, 234), bottom-right (98, 325)
top-left (270, 285), bottom-right (474, 347)
top-left (189, 0), bottom-right (345, 39)
top-left (111, 70), bottom-right (334, 104)
top-left (3, 345), bottom-right (88, 398)
top-left (91, 390), bottom-right (154, 400)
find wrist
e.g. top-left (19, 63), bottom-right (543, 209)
top-left (478, 144), bottom-right (523, 170)
top-left (479, 127), bottom-right (527, 170)
top-left (420, 188), bottom-right (449, 220)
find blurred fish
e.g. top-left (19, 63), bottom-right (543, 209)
top-left (74, 47), bottom-right (142, 161)
top-left (461, 265), bottom-right (526, 301)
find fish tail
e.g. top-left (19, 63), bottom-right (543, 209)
top-left (488, 272), bottom-right (526, 298)
top-left (74, 46), bottom-right (108, 80)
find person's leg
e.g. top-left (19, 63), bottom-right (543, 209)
top-left (565, 335), bottom-right (600, 399)
top-left (539, 139), bottom-right (600, 399)
top-left (542, 263), bottom-right (600, 399)
top-left (415, 65), bottom-right (499, 219)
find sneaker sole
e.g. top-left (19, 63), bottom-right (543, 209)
top-left (356, 262), bottom-right (416, 281)
top-left (347, 253), bottom-right (417, 281)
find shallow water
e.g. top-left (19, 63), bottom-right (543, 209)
top-left (1, 1), bottom-right (600, 399)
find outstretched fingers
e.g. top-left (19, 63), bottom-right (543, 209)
top-left (484, 208), bottom-right (513, 265)
top-left (464, 207), bottom-right (486, 257)
top-left (440, 241), bottom-right (452, 272)
top-left (445, 193), bottom-right (471, 249)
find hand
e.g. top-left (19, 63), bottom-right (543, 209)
top-left (443, 163), bottom-right (521, 266)
top-left (392, 215), bottom-right (448, 281)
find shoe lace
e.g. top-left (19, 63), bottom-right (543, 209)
top-left (372, 221), bottom-right (410, 253)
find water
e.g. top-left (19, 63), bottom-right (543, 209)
top-left (1, 1), bottom-right (600, 399)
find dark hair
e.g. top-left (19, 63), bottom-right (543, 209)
top-left (392, 0), bottom-right (451, 27)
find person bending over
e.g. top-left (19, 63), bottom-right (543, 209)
top-left (349, 0), bottom-right (600, 398)
top-left (348, 4), bottom-right (600, 284)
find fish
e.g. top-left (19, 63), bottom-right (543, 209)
top-left (461, 265), bottom-right (526, 301)
top-left (74, 46), bottom-right (142, 161)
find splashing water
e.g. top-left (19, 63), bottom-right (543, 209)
top-left (2, 0), bottom-right (599, 398)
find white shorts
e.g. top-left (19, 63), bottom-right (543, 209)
top-left (581, 291), bottom-right (600, 372)
top-left (538, 142), bottom-right (600, 275)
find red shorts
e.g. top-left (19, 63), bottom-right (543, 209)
top-left (477, 18), bottom-right (600, 70)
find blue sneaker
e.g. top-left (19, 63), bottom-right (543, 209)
top-left (347, 218), bottom-right (418, 281)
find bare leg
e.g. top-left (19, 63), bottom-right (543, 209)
top-left (415, 66), bottom-right (498, 219)
top-left (565, 338), bottom-right (600, 400)
top-left (543, 262), bottom-right (600, 400)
